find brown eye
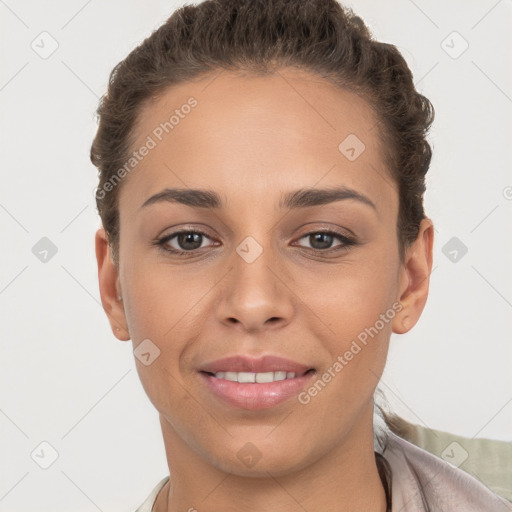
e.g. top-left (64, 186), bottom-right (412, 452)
top-left (158, 230), bottom-right (215, 254)
top-left (295, 231), bottom-right (356, 252)
top-left (175, 232), bottom-right (204, 251)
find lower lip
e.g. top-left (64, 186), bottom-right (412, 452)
top-left (198, 371), bottom-right (316, 410)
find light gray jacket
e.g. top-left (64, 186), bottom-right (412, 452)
top-left (382, 430), bottom-right (512, 511)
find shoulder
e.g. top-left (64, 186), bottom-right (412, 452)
top-left (134, 476), bottom-right (170, 512)
top-left (381, 430), bottom-right (512, 512)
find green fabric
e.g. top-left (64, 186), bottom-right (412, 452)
top-left (401, 421), bottom-right (512, 502)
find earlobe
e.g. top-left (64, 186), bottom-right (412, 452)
top-left (392, 218), bottom-right (434, 335)
top-left (95, 228), bottom-right (131, 341)
top-left (393, 314), bottom-right (410, 334)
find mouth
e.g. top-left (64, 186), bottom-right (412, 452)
top-left (197, 354), bottom-right (317, 410)
top-left (197, 366), bottom-right (317, 410)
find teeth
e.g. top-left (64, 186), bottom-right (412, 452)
top-left (213, 371), bottom-right (297, 383)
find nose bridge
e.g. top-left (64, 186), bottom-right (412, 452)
top-left (231, 232), bottom-right (279, 303)
top-left (215, 229), bottom-right (293, 330)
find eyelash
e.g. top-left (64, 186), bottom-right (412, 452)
top-left (155, 228), bottom-right (357, 256)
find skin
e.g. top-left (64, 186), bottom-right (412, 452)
top-left (95, 67), bottom-right (433, 512)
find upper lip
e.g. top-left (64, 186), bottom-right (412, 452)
top-left (199, 355), bottom-right (314, 376)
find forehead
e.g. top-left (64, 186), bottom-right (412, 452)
top-left (121, 68), bottom-right (396, 215)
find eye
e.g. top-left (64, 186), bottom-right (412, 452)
top-left (155, 228), bottom-right (357, 257)
top-left (294, 230), bottom-right (356, 252)
top-left (157, 229), bottom-right (216, 255)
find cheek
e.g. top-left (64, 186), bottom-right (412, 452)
top-left (121, 272), bottom-right (166, 342)
top-left (296, 274), bottom-right (396, 426)
top-left (121, 254), bottom-right (206, 339)
top-left (310, 251), bottom-right (398, 333)
top-left (120, 257), bottom-right (218, 395)
top-left (120, 261), bottom-right (207, 410)
top-left (302, 251), bottom-right (399, 382)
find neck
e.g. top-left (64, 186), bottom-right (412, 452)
top-left (154, 407), bottom-right (387, 512)
top-left (153, 410), bottom-right (386, 512)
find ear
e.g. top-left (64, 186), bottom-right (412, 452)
top-left (392, 218), bottom-right (434, 334)
top-left (95, 227), bottom-right (130, 341)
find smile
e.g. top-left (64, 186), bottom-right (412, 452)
top-left (198, 369), bottom-right (316, 410)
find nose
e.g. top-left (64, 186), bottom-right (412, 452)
top-left (215, 240), bottom-right (295, 333)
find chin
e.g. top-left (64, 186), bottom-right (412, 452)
top-left (203, 438), bottom-right (318, 478)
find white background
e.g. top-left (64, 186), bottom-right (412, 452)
top-left (1, 0), bottom-right (511, 510)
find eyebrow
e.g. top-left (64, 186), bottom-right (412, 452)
top-left (140, 185), bottom-right (377, 212)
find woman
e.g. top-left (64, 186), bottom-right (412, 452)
top-left (90, 0), bottom-right (512, 510)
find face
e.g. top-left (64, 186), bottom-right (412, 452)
top-left (96, 67), bottom-right (433, 477)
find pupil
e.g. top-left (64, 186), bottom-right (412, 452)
top-left (311, 233), bottom-right (332, 250)
top-left (179, 232), bottom-right (202, 250)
